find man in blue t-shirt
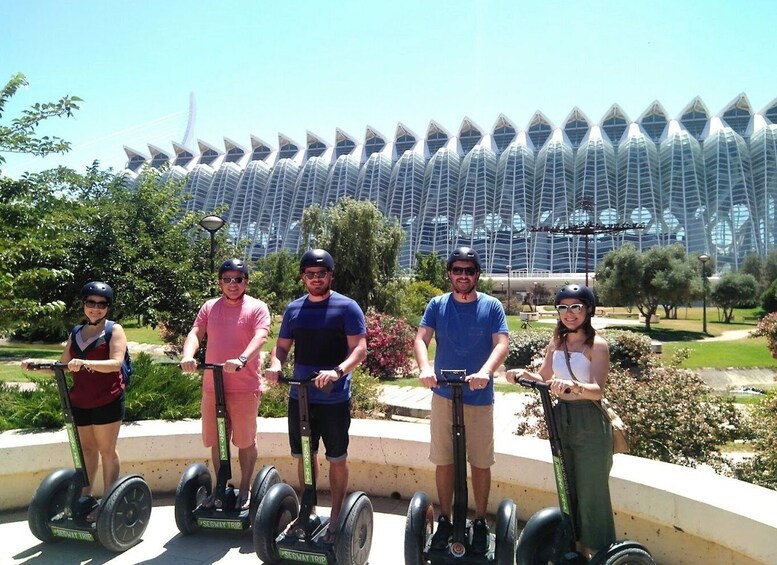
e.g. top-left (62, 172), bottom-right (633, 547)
top-left (414, 246), bottom-right (509, 554)
top-left (265, 249), bottom-right (367, 542)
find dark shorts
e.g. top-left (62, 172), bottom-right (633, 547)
top-left (72, 393), bottom-right (125, 426)
top-left (288, 398), bottom-right (351, 462)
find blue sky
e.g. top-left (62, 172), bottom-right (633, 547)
top-left (2, 0), bottom-right (776, 178)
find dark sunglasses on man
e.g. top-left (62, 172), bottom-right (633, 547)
top-left (302, 270), bottom-right (330, 280)
top-left (450, 266), bottom-right (477, 276)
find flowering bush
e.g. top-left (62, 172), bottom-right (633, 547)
top-left (363, 310), bottom-right (415, 378)
top-left (752, 312), bottom-right (777, 355)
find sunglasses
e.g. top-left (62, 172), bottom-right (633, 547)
top-left (84, 300), bottom-right (109, 310)
top-left (556, 304), bottom-right (586, 314)
top-left (221, 276), bottom-right (245, 284)
top-left (450, 267), bottom-right (478, 276)
top-left (302, 270), bottom-right (330, 280)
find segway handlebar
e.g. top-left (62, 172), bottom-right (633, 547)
top-left (437, 369), bottom-right (467, 384)
top-left (27, 362), bottom-right (68, 371)
top-left (276, 372), bottom-right (334, 393)
top-left (517, 377), bottom-right (572, 395)
top-left (179, 362), bottom-right (240, 371)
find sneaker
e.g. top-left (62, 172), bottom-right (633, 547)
top-left (430, 515), bottom-right (452, 550)
top-left (471, 518), bottom-right (489, 554)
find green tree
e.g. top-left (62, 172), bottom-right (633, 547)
top-left (0, 73), bottom-right (82, 335)
top-left (250, 250), bottom-right (304, 315)
top-left (763, 249), bottom-right (777, 288)
top-left (0, 72), bottom-right (82, 166)
top-left (596, 243), bottom-right (696, 331)
top-left (414, 251), bottom-right (448, 290)
top-left (710, 272), bottom-right (758, 323)
top-left (741, 253), bottom-right (764, 289)
top-left (301, 198), bottom-right (404, 310)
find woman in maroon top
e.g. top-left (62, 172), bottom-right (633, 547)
top-left (23, 281), bottom-right (127, 521)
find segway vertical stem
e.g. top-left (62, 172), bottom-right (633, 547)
top-left (295, 375), bottom-right (320, 539)
top-left (445, 370), bottom-right (469, 546)
top-left (208, 363), bottom-right (233, 507)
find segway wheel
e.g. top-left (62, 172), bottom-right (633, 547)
top-left (404, 491), bottom-right (434, 565)
top-left (592, 541), bottom-right (656, 565)
top-left (249, 465), bottom-right (281, 525)
top-left (95, 475), bottom-right (152, 552)
top-left (334, 491), bottom-right (373, 565)
top-left (28, 468), bottom-right (78, 543)
top-left (174, 462), bottom-right (211, 535)
top-left (515, 506), bottom-right (566, 564)
top-left (494, 498), bottom-right (518, 565)
top-left (254, 482), bottom-right (299, 563)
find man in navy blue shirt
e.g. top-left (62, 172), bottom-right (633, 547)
top-left (265, 249), bottom-right (367, 542)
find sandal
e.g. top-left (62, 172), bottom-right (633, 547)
top-left (322, 527), bottom-right (337, 544)
top-left (236, 492), bottom-right (250, 511)
top-left (85, 507), bottom-right (99, 523)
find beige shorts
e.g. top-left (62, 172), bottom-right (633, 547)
top-left (430, 393), bottom-right (495, 468)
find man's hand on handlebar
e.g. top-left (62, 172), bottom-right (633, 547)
top-left (179, 357), bottom-right (198, 373)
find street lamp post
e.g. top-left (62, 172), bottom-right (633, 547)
top-left (533, 281), bottom-right (538, 312)
top-left (698, 253), bottom-right (710, 335)
top-left (506, 265), bottom-right (512, 316)
top-left (200, 215), bottom-right (226, 274)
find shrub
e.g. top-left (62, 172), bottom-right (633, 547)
top-left (124, 354), bottom-right (201, 421)
top-left (599, 329), bottom-right (654, 376)
top-left (514, 363), bottom-right (742, 468)
top-left (401, 281), bottom-right (443, 325)
top-left (733, 389), bottom-right (777, 490)
top-left (363, 310), bottom-right (415, 378)
top-left (505, 329), bottom-right (553, 369)
top-left (752, 311), bottom-right (777, 355)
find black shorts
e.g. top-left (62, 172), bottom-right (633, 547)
top-left (72, 393), bottom-right (125, 426)
top-left (288, 398), bottom-right (351, 462)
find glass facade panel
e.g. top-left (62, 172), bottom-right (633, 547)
top-left (418, 148), bottom-right (460, 260)
top-left (356, 152), bottom-right (392, 213)
top-left (323, 154), bottom-right (360, 206)
top-left (493, 124), bottom-right (516, 154)
top-left (388, 150), bottom-right (426, 268)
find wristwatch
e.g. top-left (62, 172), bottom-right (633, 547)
top-left (237, 355), bottom-right (248, 367)
top-left (334, 366), bottom-right (344, 378)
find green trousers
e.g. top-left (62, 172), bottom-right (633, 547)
top-left (553, 399), bottom-right (617, 551)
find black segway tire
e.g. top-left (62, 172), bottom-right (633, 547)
top-left (249, 465), bottom-right (281, 525)
top-left (334, 491), bottom-right (373, 565)
top-left (494, 498), bottom-right (518, 565)
top-left (404, 491), bottom-right (433, 565)
top-left (591, 541), bottom-right (656, 565)
top-left (174, 462), bottom-right (211, 535)
top-left (28, 468), bottom-right (78, 543)
top-left (515, 506), bottom-right (565, 564)
top-left (95, 475), bottom-right (152, 552)
top-left (254, 482), bottom-right (299, 564)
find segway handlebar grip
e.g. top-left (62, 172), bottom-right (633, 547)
top-left (27, 362), bottom-right (68, 371)
top-left (517, 377), bottom-right (549, 390)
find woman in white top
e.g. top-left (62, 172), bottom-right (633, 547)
top-left (507, 284), bottom-right (616, 559)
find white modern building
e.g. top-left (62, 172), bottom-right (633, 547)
top-left (122, 94), bottom-right (777, 274)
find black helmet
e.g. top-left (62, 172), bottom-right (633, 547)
top-left (81, 281), bottom-right (113, 303)
top-left (555, 284), bottom-right (595, 310)
top-left (300, 249), bottom-right (335, 271)
top-left (447, 246), bottom-right (482, 272)
top-left (218, 258), bottom-right (249, 277)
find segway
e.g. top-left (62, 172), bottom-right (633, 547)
top-left (253, 372), bottom-right (373, 565)
top-left (405, 369), bottom-right (518, 565)
top-left (175, 362), bottom-right (280, 534)
top-left (515, 378), bottom-right (655, 564)
top-left (26, 362), bottom-right (152, 552)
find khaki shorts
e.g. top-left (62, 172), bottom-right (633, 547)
top-left (201, 390), bottom-right (260, 449)
top-left (430, 393), bottom-right (494, 468)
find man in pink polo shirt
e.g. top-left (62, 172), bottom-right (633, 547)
top-left (180, 258), bottom-right (270, 510)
